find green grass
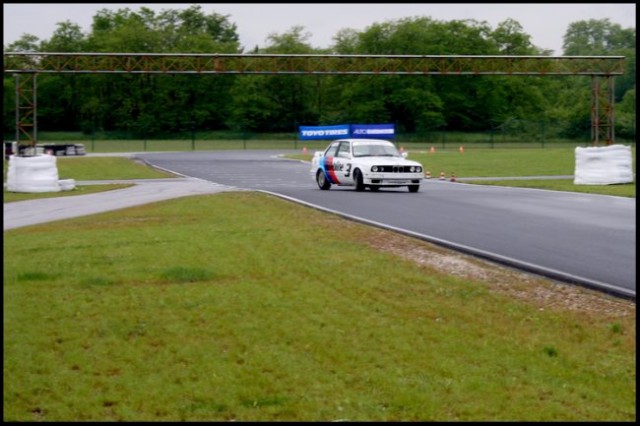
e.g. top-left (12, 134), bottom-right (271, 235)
top-left (463, 179), bottom-right (636, 197)
top-left (53, 157), bottom-right (176, 180)
top-left (3, 192), bottom-right (635, 421)
top-left (409, 147), bottom-right (580, 177)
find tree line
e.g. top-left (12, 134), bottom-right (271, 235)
top-left (2, 5), bottom-right (636, 140)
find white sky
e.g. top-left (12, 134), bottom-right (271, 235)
top-left (3, 3), bottom-right (636, 55)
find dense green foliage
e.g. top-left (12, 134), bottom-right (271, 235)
top-left (3, 6), bottom-right (636, 140)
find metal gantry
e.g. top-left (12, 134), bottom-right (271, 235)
top-left (13, 73), bottom-right (37, 146)
top-left (591, 76), bottom-right (616, 146)
top-left (3, 52), bottom-right (626, 147)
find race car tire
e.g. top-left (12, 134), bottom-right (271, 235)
top-left (354, 169), bottom-right (365, 192)
top-left (316, 169), bottom-right (331, 190)
top-left (408, 185), bottom-right (420, 193)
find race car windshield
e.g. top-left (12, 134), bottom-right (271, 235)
top-left (353, 144), bottom-right (400, 157)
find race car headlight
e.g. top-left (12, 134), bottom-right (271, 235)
top-left (410, 166), bottom-right (416, 172)
top-left (415, 166), bottom-right (422, 173)
top-left (371, 166), bottom-right (378, 172)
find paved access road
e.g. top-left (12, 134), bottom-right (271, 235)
top-left (136, 150), bottom-right (636, 299)
top-left (3, 177), bottom-right (236, 230)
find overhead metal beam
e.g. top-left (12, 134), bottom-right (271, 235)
top-left (3, 52), bottom-right (625, 75)
top-left (3, 52), bottom-right (625, 148)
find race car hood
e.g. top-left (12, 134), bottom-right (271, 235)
top-left (352, 156), bottom-right (422, 167)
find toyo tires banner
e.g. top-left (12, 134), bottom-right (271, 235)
top-left (299, 123), bottom-right (395, 140)
top-left (299, 124), bottom-right (350, 140)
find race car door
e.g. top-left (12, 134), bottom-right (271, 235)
top-left (330, 140), bottom-right (353, 184)
top-left (319, 142), bottom-right (341, 184)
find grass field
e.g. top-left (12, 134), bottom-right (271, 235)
top-left (3, 146), bottom-right (636, 421)
top-left (3, 192), bottom-right (635, 421)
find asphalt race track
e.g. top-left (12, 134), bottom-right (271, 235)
top-left (136, 150), bottom-right (636, 299)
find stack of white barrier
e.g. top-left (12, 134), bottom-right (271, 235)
top-left (574, 144), bottom-right (634, 185)
top-left (6, 154), bottom-right (76, 193)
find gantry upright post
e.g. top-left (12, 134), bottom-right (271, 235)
top-left (14, 73), bottom-right (38, 151)
top-left (591, 75), bottom-right (615, 146)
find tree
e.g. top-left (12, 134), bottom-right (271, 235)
top-left (227, 26), bottom-right (320, 131)
top-left (332, 29), bottom-right (359, 54)
top-left (491, 19), bottom-right (537, 55)
top-left (326, 16), bottom-right (555, 132)
top-left (561, 18), bottom-right (635, 139)
top-left (4, 35), bottom-right (44, 136)
top-left (40, 21), bottom-right (88, 52)
top-left (563, 18), bottom-right (634, 55)
top-left (616, 88), bottom-right (636, 140)
top-left (81, 5), bottom-right (242, 134)
top-left (4, 34), bottom-right (42, 52)
top-left (4, 9), bottom-right (633, 140)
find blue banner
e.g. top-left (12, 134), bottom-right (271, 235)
top-left (299, 124), bottom-right (350, 140)
top-left (350, 123), bottom-right (395, 139)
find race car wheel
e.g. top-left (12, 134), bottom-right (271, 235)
top-left (408, 185), bottom-right (420, 193)
top-left (316, 169), bottom-right (331, 190)
top-left (354, 169), bottom-right (365, 192)
top-left (369, 185), bottom-right (380, 191)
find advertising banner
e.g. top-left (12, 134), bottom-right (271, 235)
top-left (299, 124), bottom-right (350, 140)
top-left (350, 123), bottom-right (395, 139)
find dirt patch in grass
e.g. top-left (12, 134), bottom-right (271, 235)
top-left (314, 212), bottom-right (635, 319)
top-left (370, 232), bottom-right (634, 318)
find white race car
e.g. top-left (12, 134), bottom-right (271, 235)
top-left (311, 138), bottom-right (423, 192)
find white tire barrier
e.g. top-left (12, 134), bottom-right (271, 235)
top-left (6, 154), bottom-right (76, 193)
top-left (574, 144), bottom-right (634, 185)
